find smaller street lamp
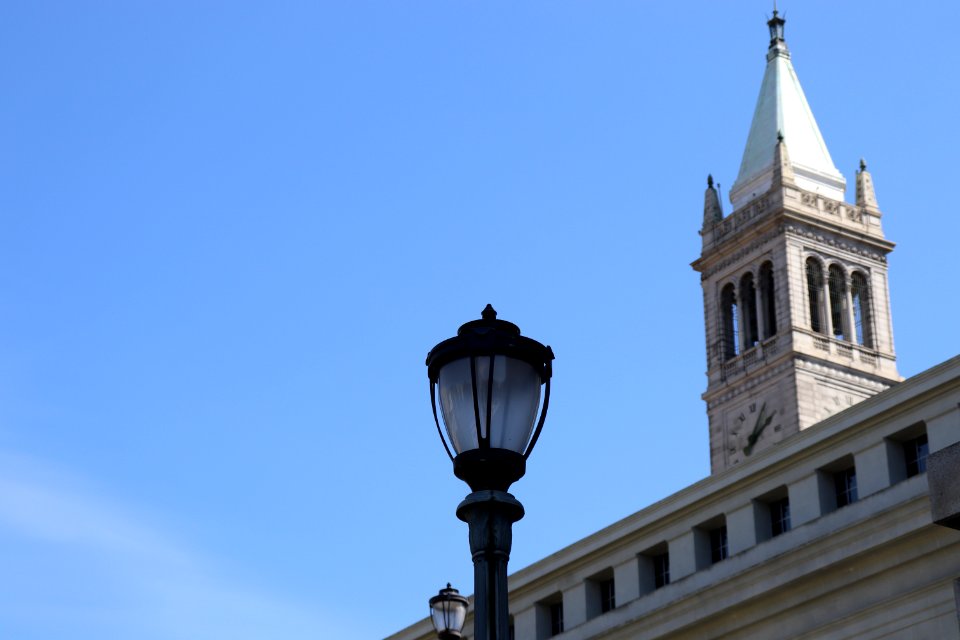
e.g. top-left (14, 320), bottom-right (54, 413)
top-left (429, 583), bottom-right (469, 640)
top-left (426, 305), bottom-right (554, 640)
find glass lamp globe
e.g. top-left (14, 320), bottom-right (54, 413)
top-left (429, 584), bottom-right (469, 639)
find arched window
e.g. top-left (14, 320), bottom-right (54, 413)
top-left (850, 271), bottom-right (872, 348)
top-left (740, 272), bottom-right (759, 348)
top-left (721, 283), bottom-right (739, 360)
top-left (759, 261), bottom-right (776, 339)
top-left (805, 258), bottom-right (826, 334)
top-left (828, 264), bottom-right (847, 341)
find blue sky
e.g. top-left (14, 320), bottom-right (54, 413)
top-left (1, 2), bottom-right (958, 638)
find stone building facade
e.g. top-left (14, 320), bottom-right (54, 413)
top-left (387, 13), bottom-right (960, 640)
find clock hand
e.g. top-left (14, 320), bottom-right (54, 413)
top-left (743, 403), bottom-right (774, 455)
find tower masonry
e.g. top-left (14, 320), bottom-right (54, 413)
top-left (691, 11), bottom-right (901, 474)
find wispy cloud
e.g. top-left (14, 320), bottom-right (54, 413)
top-left (0, 451), bottom-right (350, 639)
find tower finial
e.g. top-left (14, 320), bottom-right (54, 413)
top-left (772, 133), bottom-right (795, 186)
top-left (856, 159), bottom-right (879, 210)
top-left (703, 174), bottom-right (723, 226)
top-left (767, 4), bottom-right (786, 47)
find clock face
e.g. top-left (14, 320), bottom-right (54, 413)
top-left (727, 400), bottom-right (782, 464)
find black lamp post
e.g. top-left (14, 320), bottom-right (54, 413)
top-left (429, 584), bottom-right (469, 640)
top-left (426, 305), bottom-right (554, 640)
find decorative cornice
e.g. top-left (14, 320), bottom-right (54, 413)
top-left (706, 357), bottom-right (793, 408)
top-left (712, 195), bottom-right (773, 243)
top-left (799, 191), bottom-right (874, 224)
top-left (782, 224), bottom-right (887, 263)
top-left (699, 229), bottom-right (780, 279)
top-left (794, 356), bottom-right (894, 391)
top-left (706, 353), bottom-right (894, 409)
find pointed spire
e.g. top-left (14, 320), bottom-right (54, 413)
top-left (856, 158), bottom-right (880, 210)
top-left (729, 11), bottom-right (846, 210)
top-left (703, 174), bottom-right (723, 226)
top-left (772, 131), bottom-right (795, 186)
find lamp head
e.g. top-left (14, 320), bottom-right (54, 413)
top-left (426, 305), bottom-right (554, 491)
top-left (429, 583), bottom-right (469, 639)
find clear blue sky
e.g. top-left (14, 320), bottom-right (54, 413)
top-left (1, 2), bottom-right (958, 638)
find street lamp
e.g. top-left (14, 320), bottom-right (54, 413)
top-left (429, 584), bottom-right (469, 640)
top-left (426, 305), bottom-right (554, 640)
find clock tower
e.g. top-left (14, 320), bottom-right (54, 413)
top-left (691, 12), bottom-right (901, 473)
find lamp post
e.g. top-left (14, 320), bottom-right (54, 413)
top-left (426, 305), bottom-right (554, 640)
top-left (429, 584), bottom-right (469, 640)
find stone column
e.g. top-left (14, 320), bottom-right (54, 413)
top-left (727, 501), bottom-right (764, 555)
top-left (844, 274), bottom-right (857, 344)
top-left (789, 472), bottom-right (829, 527)
top-left (754, 269), bottom-right (766, 346)
top-left (562, 583), bottom-right (588, 629)
top-left (511, 607), bottom-right (537, 640)
top-left (822, 280), bottom-right (835, 339)
top-left (854, 441), bottom-right (897, 498)
top-left (668, 531), bottom-right (698, 581)
top-left (613, 556), bottom-right (641, 604)
top-left (737, 285), bottom-right (751, 353)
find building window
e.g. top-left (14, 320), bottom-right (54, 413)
top-left (509, 622), bottom-right (515, 640)
top-left (770, 497), bottom-right (791, 537)
top-left (710, 525), bottom-right (728, 563)
top-left (639, 545), bottom-right (670, 595)
top-left (653, 552), bottom-right (670, 588)
top-left (549, 601), bottom-right (564, 636)
top-left (759, 261), bottom-right (776, 338)
top-left (904, 434), bottom-right (929, 477)
top-left (721, 283), bottom-right (739, 360)
top-left (828, 264), bottom-right (848, 340)
top-left (740, 272), bottom-right (759, 347)
top-left (834, 467), bottom-right (858, 508)
top-left (806, 258), bottom-right (826, 334)
top-left (850, 271), bottom-right (872, 347)
top-left (587, 572), bottom-right (615, 619)
top-left (599, 578), bottom-right (615, 613)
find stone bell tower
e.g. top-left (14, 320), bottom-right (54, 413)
top-left (691, 11), bottom-right (902, 474)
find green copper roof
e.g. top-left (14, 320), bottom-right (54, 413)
top-left (729, 24), bottom-right (845, 210)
